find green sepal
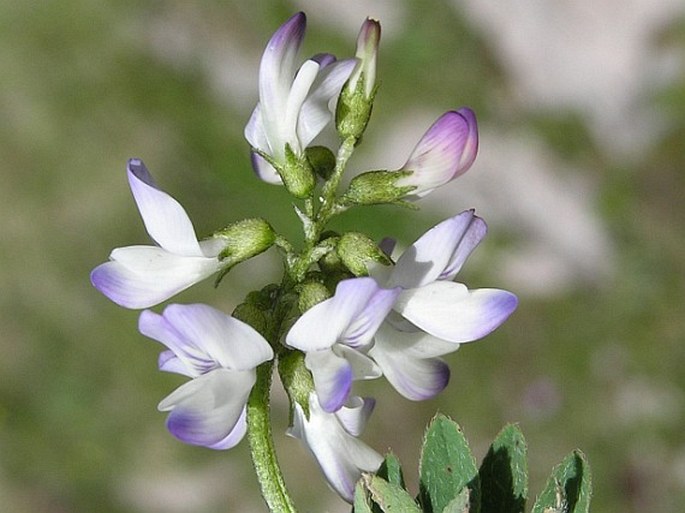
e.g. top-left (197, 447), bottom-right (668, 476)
top-left (342, 169), bottom-right (417, 207)
top-left (531, 450), bottom-right (592, 513)
top-left (336, 75), bottom-right (377, 141)
top-left (318, 232), bottom-right (346, 274)
top-left (338, 232), bottom-right (392, 276)
top-left (277, 349), bottom-right (314, 422)
top-left (296, 279), bottom-right (331, 314)
top-left (306, 145), bottom-right (336, 180)
top-left (478, 424), bottom-right (528, 513)
top-left (363, 474), bottom-right (422, 513)
top-left (214, 218), bottom-right (276, 286)
top-left (419, 414), bottom-right (480, 513)
top-left (231, 301), bottom-right (269, 340)
top-left (281, 144), bottom-right (316, 198)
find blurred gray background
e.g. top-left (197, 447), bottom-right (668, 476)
top-left (2, 0), bottom-right (685, 511)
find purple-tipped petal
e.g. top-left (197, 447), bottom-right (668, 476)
top-left (259, 13), bottom-right (307, 154)
top-left (348, 18), bottom-right (381, 99)
top-left (343, 285), bottom-right (400, 348)
top-left (454, 107), bottom-right (478, 172)
top-left (127, 159), bottom-right (203, 256)
top-left (250, 151), bottom-right (282, 184)
top-left (395, 281), bottom-right (518, 343)
top-left (396, 109), bottom-right (479, 198)
top-left (372, 347), bottom-right (450, 401)
top-left (305, 349), bottom-right (353, 413)
top-left (389, 211), bottom-right (481, 289)
top-left (159, 368), bottom-right (254, 449)
top-left (288, 394), bottom-right (383, 502)
top-left (207, 407), bottom-right (248, 450)
top-left (161, 304), bottom-right (273, 372)
top-left (369, 323), bottom-right (451, 401)
top-left (90, 247), bottom-right (220, 309)
top-left (439, 214), bottom-right (487, 281)
top-left (287, 277), bottom-right (394, 352)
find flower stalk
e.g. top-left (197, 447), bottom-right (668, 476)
top-left (247, 361), bottom-right (298, 513)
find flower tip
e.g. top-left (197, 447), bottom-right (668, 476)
top-left (126, 157), bottom-right (156, 189)
top-left (360, 17), bottom-right (381, 41)
top-left (278, 11), bottom-right (307, 39)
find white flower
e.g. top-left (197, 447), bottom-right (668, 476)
top-left (91, 159), bottom-right (224, 309)
top-left (244, 12), bottom-right (356, 185)
top-left (139, 303), bottom-right (273, 449)
top-left (286, 277), bottom-right (399, 412)
top-left (288, 393), bottom-right (382, 502)
top-left (369, 210), bottom-right (518, 400)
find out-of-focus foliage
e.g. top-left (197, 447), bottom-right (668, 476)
top-left (1, 1), bottom-right (684, 512)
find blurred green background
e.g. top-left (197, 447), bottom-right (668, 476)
top-left (2, 1), bottom-right (685, 512)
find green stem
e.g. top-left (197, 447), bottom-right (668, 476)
top-left (287, 136), bottom-right (357, 283)
top-left (247, 361), bottom-right (298, 513)
top-left (317, 136), bottom-right (356, 225)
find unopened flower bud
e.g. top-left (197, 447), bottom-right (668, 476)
top-left (395, 108), bottom-right (478, 199)
top-left (337, 232), bottom-right (391, 276)
top-left (336, 18), bottom-right (381, 140)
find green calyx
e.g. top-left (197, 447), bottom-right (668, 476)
top-left (281, 144), bottom-right (316, 198)
top-left (214, 218), bottom-right (276, 285)
top-left (306, 146), bottom-right (337, 180)
top-left (342, 169), bottom-right (417, 207)
top-left (336, 74), bottom-right (377, 141)
top-left (337, 232), bottom-right (391, 276)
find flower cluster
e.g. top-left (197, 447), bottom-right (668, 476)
top-left (91, 12), bottom-right (516, 508)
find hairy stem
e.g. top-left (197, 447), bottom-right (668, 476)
top-left (247, 361), bottom-right (298, 513)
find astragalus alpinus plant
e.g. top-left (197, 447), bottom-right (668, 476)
top-left (91, 12), bottom-right (591, 513)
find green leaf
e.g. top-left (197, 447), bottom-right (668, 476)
top-left (419, 414), bottom-right (480, 513)
top-left (377, 452), bottom-right (406, 489)
top-left (442, 487), bottom-right (471, 513)
top-left (531, 450), bottom-right (592, 513)
top-left (478, 424), bottom-right (528, 513)
top-left (353, 480), bottom-right (374, 513)
top-left (364, 474), bottom-right (422, 513)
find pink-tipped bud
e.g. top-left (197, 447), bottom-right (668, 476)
top-left (397, 108), bottom-right (479, 199)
